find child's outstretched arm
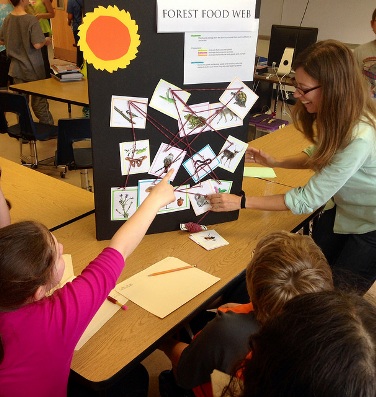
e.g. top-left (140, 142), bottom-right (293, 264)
top-left (0, 169), bottom-right (10, 228)
top-left (109, 169), bottom-right (175, 259)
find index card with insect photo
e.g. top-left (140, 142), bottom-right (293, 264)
top-left (189, 230), bottom-right (229, 251)
top-left (208, 179), bottom-right (233, 194)
top-left (111, 186), bottom-right (138, 221)
top-left (138, 179), bottom-right (190, 213)
top-left (207, 102), bottom-right (243, 131)
top-left (183, 144), bottom-right (220, 183)
top-left (188, 180), bottom-right (215, 216)
top-left (177, 102), bottom-right (210, 137)
top-left (217, 135), bottom-right (248, 173)
top-left (149, 142), bottom-right (187, 181)
top-left (119, 140), bottom-right (150, 175)
top-left (219, 78), bottom-right (258, 120)
top-left (149, 79), bottom-right (191, 120)
top-left (110, 96), bottom-right (148, 129)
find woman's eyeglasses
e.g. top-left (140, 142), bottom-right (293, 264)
top-left (291, 79), bottom-right (321, 95)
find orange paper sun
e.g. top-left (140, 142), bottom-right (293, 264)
top-left (78, 5), bottom-right (140, 73)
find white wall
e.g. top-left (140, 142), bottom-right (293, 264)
top-left (259, 0), bottom-right (375, 45)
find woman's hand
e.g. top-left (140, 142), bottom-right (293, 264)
top-left (246, 146), bottom-right (277, 167)
top-left (207, 193), bottom-right (241, 212)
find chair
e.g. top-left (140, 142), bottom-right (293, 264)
top-left (56, 117), bottom-right (93, 191)
top-left (0, 90), bottom-right (59, 170)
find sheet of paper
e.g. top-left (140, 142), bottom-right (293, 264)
top-left (115, 257), bottom-right (220, 318)
top-left (211, 369), bottom-right (242, 397)
top-left (75, 290), bottom-right (128, 350)
top-left (46, 254), bottom-right (129, 350)
top-left (243, 166), bottom-right (276, 178)
top-left (189, 230), bottom-right (229, 251)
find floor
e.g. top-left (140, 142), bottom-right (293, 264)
top-left (2, 91), bottom-right (375, 397)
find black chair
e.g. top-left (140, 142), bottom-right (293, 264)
top-left (56, 117), bottom-right (93, 191)
top-left (0, 90), bottom-right (59, 170)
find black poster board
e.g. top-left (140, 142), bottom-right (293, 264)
top-left (86, 0), bottom-right (260, 240)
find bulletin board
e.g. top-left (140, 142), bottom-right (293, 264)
top-left (80, 0), bottom-right (260, 240)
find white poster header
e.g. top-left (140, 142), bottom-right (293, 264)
top-left (157, 0), bottom-right (258, 33)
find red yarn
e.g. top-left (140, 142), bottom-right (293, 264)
top-left (180, 222), bottom-right (207, 233)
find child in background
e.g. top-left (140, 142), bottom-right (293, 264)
top-left (233, 290), bottom-right (376, 397)
top-left (0, 0), bottom-right (54, 124)
top-left (0, 166), bottom-right (10, 227)
top-left (159, 231), bottom-right (333, 397)
top-left (0, 170), bottom-right (175, 397)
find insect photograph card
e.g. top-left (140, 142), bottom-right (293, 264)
top-left (208, 179), bottom-right (233, 194)
top-left (111, 186), bottom-right (138, 221)
top-left (119, 139), bottom-right (150, 175)
top-left (148, 142), bottom-right (186, 181)
top-left (149, 79), bottom-right (191, 120)
top-left (189, 230), bottom-right (229, 251)
top-left (217, 135), bottom-right (248, 173)
top-left (208, 102), bottom-right (243, 131)
top-left (110, 95), bottom-right (148, 129)
top-left (183, 144), bottom-right (220, 183)
top-left (177, 102), bottom-right (210, 137)
top-left (219, 78), bottom-right (258, 120)
top-left (188, 180), bottom-right (215, 216)
top-left (138, 179), bottom-right (190, 213)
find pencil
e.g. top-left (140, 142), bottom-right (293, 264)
top-left (107, 296), bottom-right (128, 310)
top-left (148, 265), bottom-right (196, 277)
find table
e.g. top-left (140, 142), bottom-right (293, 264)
top-left (247, 123), bottom-right (314, 187)
top-left (0, 157), bottom-right (94, 230)
top-left (9, 78), bottom-right (89, 116)
top-left (54, 177), bottom-right (316, 389)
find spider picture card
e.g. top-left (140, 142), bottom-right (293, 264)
top-left (149, 79), bottom-right (191, 120)
top-left (208, 102), bottom-right (243, 131)
top-left (217, 135), bottom-right (248, 173)
top-left (188, 180), bottom-right (215, 216)
top-left (148, 142), bottom-right (186, 181)
top-left (208, 179), bottom-right (233, 194)
top-left (189, 230), bottom-right (229, 251)
top-left (110, 95), bottom-right (148, 129)
top-left (119, 139), bottom-right (150, 175)
top-left (183, 144), bottom-right (220, 183)
top-left (177, 101), bottom-right (211, 137)
top-left (138, 179), bottom-right (190, 214)
top-left (219, 77), bottom-right (259, 120)
top-left (111, 186), bottom-right (138, 221)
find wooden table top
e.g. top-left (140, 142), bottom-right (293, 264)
top-left (0, 157), bottom-right (94, 230)
top-left (246, 124), bottom-right (314, 187)
top-left (9, 78), bottom-right (89, 107)
top-left (54, 178), bottom-right (313, 384)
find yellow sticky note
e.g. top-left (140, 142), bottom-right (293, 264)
top-left (243, 167), bottom-right (276, 178)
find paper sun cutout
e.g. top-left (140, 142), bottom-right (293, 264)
top-left (78, 5), bottom-right (140, 72)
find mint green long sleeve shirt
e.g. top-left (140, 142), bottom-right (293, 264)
top-left (284, 120), bottom-right (376, 234)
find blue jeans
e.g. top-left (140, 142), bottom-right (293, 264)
top-left (312, 206), bottom-right (376, 294)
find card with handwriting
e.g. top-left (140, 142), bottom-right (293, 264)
top-left (189, 230), bottom-right (229, 251)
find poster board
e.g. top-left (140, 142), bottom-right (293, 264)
top-left (80, 0), bottom-right (260, 240)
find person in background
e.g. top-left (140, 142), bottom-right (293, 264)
top-left (67, 0), bottom-right (83, 68)
top-left (208, 40), bottom-right (376, 295)
top-left (0, 170), bottom-right (175, 397)
top-left (0, 0), bottom-right (12, 89)
top-left (159, 231), bottom-right (333, 397)
top-left (228, 290), bottom-right (376, 397)
top-left (30, 0), bottom-right (55, 78)
top-left (354, 8), bottom-right (376, 98)
top-left (0, 166), bottom-right (11, 227)
top-left (0, 0), bottom-right (54, 125)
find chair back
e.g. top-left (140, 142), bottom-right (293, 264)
top-left (56, 117), bottom-right (92, 170)
top-left (0, 91), bottom-right (37, 140)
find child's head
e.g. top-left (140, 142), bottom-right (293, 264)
top-left (9, 0), bottom-right (22, 7)
top-left (246, 231), bottom-right (333, 324)
top-left (0, 221), bottom-right (61, 311)
top-left (241, 290), bottom-right (376, 397)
